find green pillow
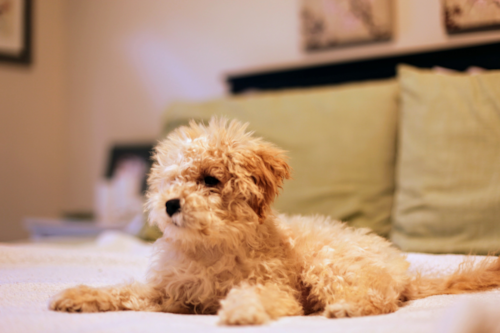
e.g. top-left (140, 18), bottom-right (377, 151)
top-left (392, 65), bottom-right (500, 254)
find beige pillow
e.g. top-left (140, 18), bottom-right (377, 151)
top-left (163, 80), bottom-right (399, 237)
top-left (392, 65), bottom-right (500, 254)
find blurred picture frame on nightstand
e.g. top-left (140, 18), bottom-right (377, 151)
top-left (24, 144), bottom-right (155, 240)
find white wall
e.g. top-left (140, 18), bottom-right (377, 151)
top-left (65, 0), bottom-right (302, 212)
top-left (0, 0), bottom-right (68, 241)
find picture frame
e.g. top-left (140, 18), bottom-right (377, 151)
top-left (443, 0), bottom-right (500, 34)
top-left (301, 0), bottom-right (393, 52)
top-left (105, 144), bottom-right (155, 194)
top-left (0, 0), bottom-right (32, 65)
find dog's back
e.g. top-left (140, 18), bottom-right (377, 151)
top-left (278, 214), bottom-right (500, 317)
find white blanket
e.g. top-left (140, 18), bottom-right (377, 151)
top-left (1, 232), bottom-right (499, 333)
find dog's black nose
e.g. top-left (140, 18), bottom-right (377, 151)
top-left (166, 199), bottom-right (181, 217)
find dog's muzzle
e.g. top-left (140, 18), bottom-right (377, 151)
top-left (165, 199), bottom-right (181, 217)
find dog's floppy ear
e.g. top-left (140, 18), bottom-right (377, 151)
top-left (245, 144), bottom-right (291, 221)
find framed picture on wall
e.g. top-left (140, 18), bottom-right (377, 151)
top-left (301, 0), bottom-right (393, 52)
top-left (444, 0), bottom-right (500, 34)
top-left (0, 0), bottom-right (31, 64)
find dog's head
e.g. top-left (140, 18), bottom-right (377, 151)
top-left (146, 118), bottom-right (290, 246)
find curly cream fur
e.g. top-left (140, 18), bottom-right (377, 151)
top-left (50, 118), bottom-right (500, 325)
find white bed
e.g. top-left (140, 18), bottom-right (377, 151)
top-left (1, 232), bottom-right (499, 333)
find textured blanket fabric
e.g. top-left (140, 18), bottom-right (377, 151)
top-left (1, 232), bottom-right (499, 333)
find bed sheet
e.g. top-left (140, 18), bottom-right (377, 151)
top-left (1, 232), bottom-right (499, 333)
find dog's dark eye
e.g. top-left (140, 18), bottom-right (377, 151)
top-left (204, 176), bottom-right (220, 187)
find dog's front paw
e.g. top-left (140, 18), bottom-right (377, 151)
top-left (218, 289), bottom-right (270, 325)
top-left (218, 303), bottom-right (270, 325)
top-left (323, 301), bottom-right (354, 318)
top-left (49, 285), bottom-right (117, 313)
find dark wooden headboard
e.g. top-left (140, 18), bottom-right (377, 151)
top-left (227, 41), bottom-right (500, 94)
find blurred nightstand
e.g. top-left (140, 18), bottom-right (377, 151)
top-left (23, 216), bottom-right (142, 241)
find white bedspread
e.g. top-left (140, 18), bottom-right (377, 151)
top-left (1, 232), bottom-right (499, 333)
